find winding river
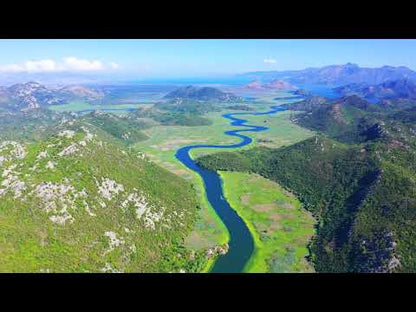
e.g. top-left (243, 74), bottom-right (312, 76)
top-left (75, 101), bottom-right (289, 272)
top-left (175, 105), bottom-right (286, 273)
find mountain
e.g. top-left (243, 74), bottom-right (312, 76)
top-left (242, 63), bottom-right (416, 86)
top-left (266, 79), bottom-right (297, 90)
top-left (244, 79), bottom-right (297, 91)
top-left (59, 85), bottom-right (104, 101)
top-left (285, 95), bottom-right (381, 142)
top-left (282, 96), bottom-right (327, 111)
top-left (0, 118), bottom-right (204, 272)
top-left (334, 78), bottom-right (416, 100)
top-left (164, 85), bottom-right (242, 102)
top-left (245, 80), bottom-right (263, 89)
top-left (0, 82), bottom-right (104, 111)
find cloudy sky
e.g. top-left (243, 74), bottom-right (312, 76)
top-left (0, 39), bottom-right (415, 80)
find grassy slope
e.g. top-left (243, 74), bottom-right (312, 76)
top-left (220, 171), bottom-right (315, 272)
top-left (0, 125), bottom-right (205, 273)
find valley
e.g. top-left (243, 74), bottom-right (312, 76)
top-left (0, 82), bottom-right (317, 272)
top-left (1, 56), bottom-right (416, 273)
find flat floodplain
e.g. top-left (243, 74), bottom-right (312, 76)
top-left (49, 101), bottom-right (154, 116)
top-left (219, 171), bottom-right (315, 273)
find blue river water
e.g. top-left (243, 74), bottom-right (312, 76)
top-left (175, 105), bottom-right (286, 273)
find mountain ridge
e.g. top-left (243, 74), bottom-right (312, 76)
top-left (0, 82), bottom-right (104, 111)
top-left (241, 64), bottom-right (416, 86)
top-left (164, 85), bottom-right (243, 102)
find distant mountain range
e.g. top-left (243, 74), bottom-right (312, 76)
top-left (242, 63), bottom-right (416, 86)
top-left (164, 85), bottom-right (242, 102)
top-left (333, 78), bottom-right (416, 101)
top-left (0, 82), bottom-right (103, 111)
top-left (244, 79), bottom-right (297, 91)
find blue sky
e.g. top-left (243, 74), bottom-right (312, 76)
top-left (0, 39), bottom-right (415, 78)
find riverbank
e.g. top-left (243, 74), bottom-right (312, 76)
top-left (219, 171), bottom-right (316, 272)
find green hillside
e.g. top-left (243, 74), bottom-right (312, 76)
top-left (0, 122), bottom-right (206, 272)
top-left (197, 96), bottom-right (416, 272)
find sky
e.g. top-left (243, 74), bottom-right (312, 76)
top-left (0, 39), bottom-right (416, 80)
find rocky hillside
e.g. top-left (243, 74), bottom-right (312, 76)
top-left (0, 82), bottom-right (104, 111)
top-left (334, 78), bottom-right (416, 101)
top-left (0, 121), bottom-right (206, 272)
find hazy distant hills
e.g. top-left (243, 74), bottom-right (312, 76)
top-left (0, 82), bottom-right (103, 111)
top-left (164, 85), bottom-right (243, 102)
top-left (244, 79), bottom-right (297, 91)
top-left (334, 78), bottom-right (416, 100)
top-left (242, 63), bottom-right (416, 86)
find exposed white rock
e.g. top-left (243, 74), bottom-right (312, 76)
top-left (58, 130), bottom-right (75, 139)
top-left (30, 181), bottom-right (90, 225)
top-left (101, 263), bottom-right (122, 273)
top-left (120, 190), bottom-right (168, 230)
top-left (45, 161), bottom-right (56, 170)
top-left (58, 143), bottom-right (78, 157)
top-left (34, 182), bottom-right (76, 212)
top-left (0, 164), bottom-right (25, 198)
top-left (0, 141), bottom-right (27, 162)
top-left (49, 213), bottom-right (74, 225)
top-left (97, 178), bottom-right (124, 200)
top-left (144, 210), bottom-right (164, 230)
top-left (129, 244), bottom-right (137, 253)
top-left (83, 200), bottom-right (96, 217)
top-left (121, 192), bottom-right (150, 218)
top-left (77, 127), bottom-right (94, 147)
top-left (137, 152), bottom-right (146, 160)
top-left (36, 151), bottom-right (48, 160)
top-left (104, 231), bottom-right (125, 253)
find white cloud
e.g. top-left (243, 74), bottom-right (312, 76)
top-left (62, 57), bottom-right (104, 71)
top-left (109, 62), bottom-right (120, 69)
top-left (25, 59), bottom-right (57, 72)
top-left (264, 58), bottom-right (277, 64)
top-left (0, 63), bottom-right (26, 72)
top-left (0, 57), bottom-right (119, 73)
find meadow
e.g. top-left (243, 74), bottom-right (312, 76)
top-left (219, 171), bottom-right (315, 272)
top-left (49, 101), bottom-right (154, 116)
